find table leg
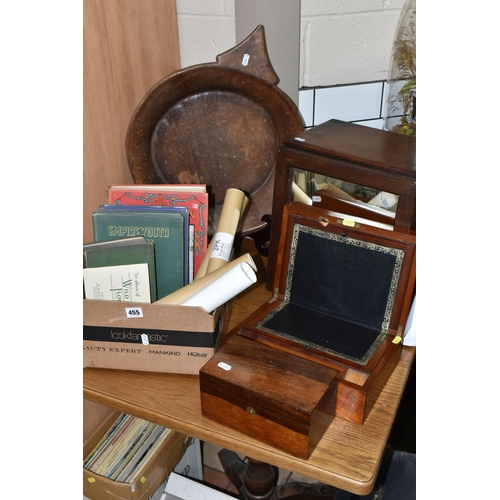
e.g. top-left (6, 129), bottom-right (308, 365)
top-left (218, 449), bottom-right (338, 500)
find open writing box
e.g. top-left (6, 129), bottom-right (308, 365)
top-left (200, 203), bottom-right (415, 458)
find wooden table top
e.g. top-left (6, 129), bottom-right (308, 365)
top-left (83, 240), bottom-right (415, 495)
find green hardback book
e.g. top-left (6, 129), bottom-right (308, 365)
top-left (83, 236), bottom-right (157, 302)
top-left (92, 205), bottom-right (189, 299)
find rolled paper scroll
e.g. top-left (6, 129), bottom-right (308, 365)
top-left (195, 188), bottom-right (248, 279)
top-left (292, 181), bottom-right (312, 205)
top-left (154, 253), bottom-right (257, 305)
top-left (368, 191), bottom-right (397, 209)
top-left (181, 261), bottom-right (257, 313)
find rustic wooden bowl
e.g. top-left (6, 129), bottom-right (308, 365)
top-left (125, 25), bottom-right (304, 237)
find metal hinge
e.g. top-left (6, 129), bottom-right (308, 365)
top-left (338, 218), bottom-right (359, 228)
top-left (392, 325), bottom-right (404, 344)
top-left (269, 287), bottom-right (280, 303)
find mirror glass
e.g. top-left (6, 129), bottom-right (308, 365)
top-left (291, 168), bottom-right (399, 230)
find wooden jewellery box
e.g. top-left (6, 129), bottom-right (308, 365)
top-left (200, 202), bottom-right (415, 458)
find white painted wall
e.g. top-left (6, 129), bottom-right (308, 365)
top-left (235, 0), bottom-right (301, 106)
top-left (175, 0), bottom-right (406, 87)
top-left (300, 0), bottom-right (406, 87)
top-left (176, 0), bottom-right (236, 69)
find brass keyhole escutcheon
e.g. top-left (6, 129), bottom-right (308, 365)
top-left (246, 406), bottom-right (256, 415)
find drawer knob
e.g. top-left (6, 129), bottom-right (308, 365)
top-left (246, 406), bottom-right (256, 415)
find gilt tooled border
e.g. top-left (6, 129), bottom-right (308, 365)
top-left (255, 224), bottom-right (405, 365)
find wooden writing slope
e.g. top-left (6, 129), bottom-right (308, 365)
top-left (83, 240), bottom-right (415, 497)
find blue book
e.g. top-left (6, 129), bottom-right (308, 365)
top-left (92, 205), bottom-right (189, 299)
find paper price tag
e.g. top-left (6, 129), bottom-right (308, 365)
top-left (125, 307), bottom-right (143, 318)
top-left (210, 232), bottom-right (234, 262)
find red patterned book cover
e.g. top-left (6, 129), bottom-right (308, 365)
top-left (107, 185), bottom-right (208, 281)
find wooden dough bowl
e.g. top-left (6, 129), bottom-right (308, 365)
top-left (125, 25), bottom-right (304, 237)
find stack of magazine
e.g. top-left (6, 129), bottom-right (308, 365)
top-left (83, 412), bottom-right (172, 483)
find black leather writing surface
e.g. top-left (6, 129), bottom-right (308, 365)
top-left (262, 302), bottom-right (383, 363)
top-left (257, 225), bottom-right (404, 364)
top-left (290, 228), bottom-right (397, 331)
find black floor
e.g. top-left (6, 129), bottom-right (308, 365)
top-left (387, 356), bottom-right (416, 454)
top-left (338, 357), bottom-right (417, 500)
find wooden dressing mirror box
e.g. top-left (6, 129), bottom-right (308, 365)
top-left (267, 119), bottom-right (416, 289)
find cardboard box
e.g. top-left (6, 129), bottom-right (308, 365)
top-left (83, 411), bottom-right (191, 500)
top-left (83, 300), bottom-right (223, 374)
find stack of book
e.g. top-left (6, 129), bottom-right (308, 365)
top-left (83, 184), bottom-right (209, 303)
top-left (107, 184), bottom-right (209, 281)
top-left (83, 412), bottom-right (172, 483)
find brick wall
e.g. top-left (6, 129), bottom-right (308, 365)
top-left (175, 0), bottom-right (408, 128)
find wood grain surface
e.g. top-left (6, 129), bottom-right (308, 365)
top-left (83, 0), bottom-right (180, 243)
